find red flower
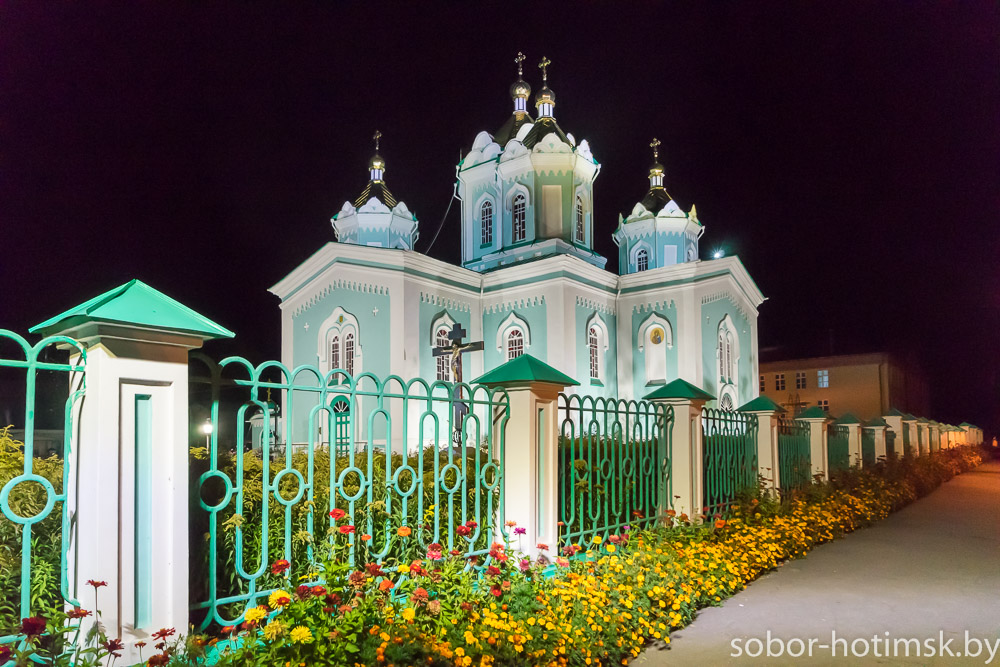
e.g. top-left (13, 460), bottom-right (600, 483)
top-left (66, 607), bottom-right (91, 619)
top-left (85, 580), bottom-right (107, 589)
top-left (0, 646), bottom-right (11, 663)
top-left (339, 525), bottom-right (356, 535)
top-left (297, 584), bottom-right (312, 599)
top-left (460, 601), bottom-right (472, 611)
top-left (151, 627), bottom-right (176, 642)
top-left (311, 585), bottom-right (327, 596)
top-left (365, 562), bottom-right (385, 577)
top-left (449, 549), bottom-right (462, 556)
top-left (103, 638), bottom-right (124, 657)
top-left (271, 559), bottom-right (290, 575)
top-left (456, 525), bottom-right (471, 536)
top-left (20, 616), bottom-right (47, 637)
top-left (147, 653), bottom-right (171, 666)
top-left (536, 543), bottom-right (549, 551)
top-left (412, 587), bottom-right (429, 603)
top-left (220, 626), bottom-right (235, 635)
top-left (486, 565), bottom-right (501, 577)
top-left (329, 508), bottom-right (346, 521)
top-left (490, 586), bottom-right (502, 597)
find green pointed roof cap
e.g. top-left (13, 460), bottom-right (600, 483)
top-left (959, 422), bottom-right (974, 428)
top-left (643, 378), bottom-right (714, 401)
top-left (884, 408), bottom-right (906, 417)
top-left (833, 412), bottom-right (862, 425)
top-left (865, 417), bottom-right (888, 427)
top-left (737, 395), bottom-right (786, 413)
top-left (902, 413), bottom-right (917, 421)
top-left (795, 406), bottom-right (830, 419)
top-left (30, 279), bottom-right (235, 340)
top-left (916, 417), bottom-right (930, 424)
top-left (472, 354), bottom-right (579, 387)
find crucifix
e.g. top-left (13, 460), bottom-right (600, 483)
top-left (515, 51), bottom-right (526, 76)
top-left (538, 55), bottom-right (551, 82)
top-left (432, 323), bottom-right (484, 448)
top-left (373, 129), bottom-right (382, 151)
top-left (650, 137), bottom-right (661, 161)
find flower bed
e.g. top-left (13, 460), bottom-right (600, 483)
top-left (3, 446), bottom-right (982, 667)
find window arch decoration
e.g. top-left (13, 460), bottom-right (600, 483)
top-left (637, 313), bottom-right (673, 386)
top-left (496, 311), bottom-right (531, 360)
top-left (630, 241), bottom-right (653, 273)
top-left (317, 306), bottom-right (362, 381)
top-left (430, 311), bottom-right (457, 382)
top-left (505, 183), bottom-right (531, 245)
top-left (716, 314), bottom-right (741, 406)
top-left (573, 187), bottom-right (589, 244)
top-left (585, 312), bottom-right (610, 382)
top-left (479, 198), bottom-right (494, 247)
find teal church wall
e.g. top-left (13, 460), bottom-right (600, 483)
top-left (573, 305), bottom-right (618, 399)
top-left (630, 304), bottom-right (679, 399)
top-left (482, 302), bottom-right (548, 372)
top-left (290, 287), bottom-right (391, 444)
top-left (418, 302), bottom-right (473, 382)
top-left (699, 298), bottom-right (753, 404)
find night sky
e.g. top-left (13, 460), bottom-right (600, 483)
top-left (2, 3), bottom-right (997, 432)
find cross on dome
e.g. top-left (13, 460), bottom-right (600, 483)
top-left (535, 56), bottom-right (555, 117)
top-left (650, 137), bottom-right (661, 162)
top-left (515, 51), bottom-right (526, 76)
top-left (369, 129), bottom-right (385, 182)
top-left (538, 56), bottom-right (551, 81)
top-left (373, 130), bottom-right (382, 151)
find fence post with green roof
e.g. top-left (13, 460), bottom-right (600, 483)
top-left (795, 406), bottom-right (831, 481)
top-left (28, 279), bottom-right (234, 664)
top-left (738, 396), bottom-right (785, 492)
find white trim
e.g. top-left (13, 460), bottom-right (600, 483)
top-left (637, 312), bottom-right (672, 385)
top-left (496, 311), bottom-right (531, 355)
top-left (317, 307), bottom-right (362, 375)
top-left (585, 312), bottom-right (609, 381)
top-left (637, 312), bottom-right (673, 351)
top-left (429, 311), bottom-right (457, 346)
top-left (630, 240), bottom-right (653, 272)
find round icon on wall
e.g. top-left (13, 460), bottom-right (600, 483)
top-left (650, 327), bottom-right (664, 345)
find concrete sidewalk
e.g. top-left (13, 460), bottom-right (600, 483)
top-left (635, 461), bottom-right (1000, 666)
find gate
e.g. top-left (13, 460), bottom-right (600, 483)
top-left (861, 428), bottom-right (876, 467)
top-left (0, 330), bottom-right (86, 649)
top-left (777, 417), bottom-right (811, 490)
top-left (827, 424), bottom-right (851, 473)
top-left (189, 357), bottom-right (508, 629)
top-left (557, 395), bottom-right (672, 546)
top-left (702, 408), bottom-right (758, 517)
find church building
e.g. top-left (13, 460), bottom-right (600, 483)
top-left (269, 55), bottom-right (764, 447)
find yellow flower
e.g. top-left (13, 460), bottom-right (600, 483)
top-left (606, 544), bottom-right (616, 553)
top-left (268, 589), bottom-right (291, 609)
top-left (289, 626), bottom-right (313, 643)
top-left (244, 606), bottom-right (267, 624)
top-left (398, 564), bottom-right (411, 575)
top-left (592, 535), bottom-right (603, 544)
top-left (262, 620), bottom-right (286, 640)
top-left (402, 607), bottom-right (416, 621)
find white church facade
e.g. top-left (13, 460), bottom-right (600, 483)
top-left (269, 56), bottom-right (764, 446)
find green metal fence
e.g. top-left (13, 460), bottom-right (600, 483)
top-left (702, 408), bottom-right (758, 517)
top-left (885, 428), bottom-right (897, 458)
top-left (777, 417), bottom-right (811, 490)
top-left (0, 330), bottom-right (86, 645)
top-left (827, 424), bottom-right (851, 473)
top-left (557, 394), bottom-right (672, 546)
top-left (190, 357), bottom-right (509, 630)
top-left (902, 424), bottom-right (911, 456)
top-left (861, 429), bottom-right (876, 467)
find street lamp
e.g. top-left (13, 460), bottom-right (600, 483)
top-left (201, 417), bottom-right (213, 448)
top-left (713, 250), bottom-right (724, 259)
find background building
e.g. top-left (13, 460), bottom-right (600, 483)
top-left (759, 352), bottom-right (929, 420)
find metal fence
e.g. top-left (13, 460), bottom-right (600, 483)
top-left (777, 417), bottom-right (811, 490)
top-left (0, 330), bottom-right (86, 645)
top-left (902, 424), bottom-right (912, 457)
top-left (702, 408), bottom-right (758, 516)
top-left (861, 429), bottom-right (876, 467)
top-left (886, 428), bottom-right (897, 458)
top-left (827, 425), bottom-right (851, 473)
top-left (557, 394), bottom-right (672, 546)
top-left (189, 356), bottom-right (508, 629)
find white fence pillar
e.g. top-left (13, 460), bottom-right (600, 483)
top-left (737, 396), bottom-right (787, 493)
top-left (796, 407), bottom-right (831, 482)
top-left (902, 418), bottom-right (917, 455)
top-left (32, 279), bottom-right (233, 664)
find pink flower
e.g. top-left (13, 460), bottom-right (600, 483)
top-left (513, 527), bottom-right (526, 536)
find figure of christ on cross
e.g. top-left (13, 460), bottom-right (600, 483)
top-left (431, 323), bottom-right (484, 447)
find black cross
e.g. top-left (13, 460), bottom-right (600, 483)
top-left (432, 323), bottom-right (484, 446)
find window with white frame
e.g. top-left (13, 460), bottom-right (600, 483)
top-left (636, 248), bottom-right (649, 272)
top-left (319, 307), bottom-right (362, 381)
top-left (331, 336), bottom-right (341, 371)
top-left (796, 371), bottom-right (806, 390)
top-left (480, 201), bottom-right (493, 246)
top-left (507, 329), bottom-right (524, 360)
top-left (344, 333), bottom-right (355, 376)
top-left (575, 195), bottom-right (585, 243)
top-left (775, 373), bottom-right (785, 391)
top-left (512, 194), bottom-right (526, 242)
top-left (435, 328), bottom-right (451, 381)
top-left (588, 327), bottom-right (599, 379)
top-left (817, 369), bottom-right (829, 388)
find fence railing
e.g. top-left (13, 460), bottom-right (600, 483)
top-left (861, 429), bottom-right (877, 466)
top-left (0, 330), bottom-right (86, 644)
top-left (702, 408), bottom-right (758, 516)
top-left (557, 394), bottom-right (672, 546)
top-left (827, 425), bottom-right (851, 473)
top-left (189, 356), bottom-right (509, 629)
top-left (777, 417), bottom-right (811, 490)
top-left (886, 428), bottom-right (897, 458)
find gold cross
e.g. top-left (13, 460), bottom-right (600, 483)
top-left (650, 137), bottom-right (661, 161)
top-left (515, 52), bottom-right (526, 76)
top-left (538, 56), bottom-right (551, 82)
top-left (373, 130), bottom-right (382, 151)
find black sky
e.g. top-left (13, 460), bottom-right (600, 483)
top-left (2, 3), bottom-right (998, 432)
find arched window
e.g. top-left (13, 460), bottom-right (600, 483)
top-left (435, 328), bottom-right (451, 381)
top-left (718, 334), bottom-right (725, 377)
top-left (480, 201), bottom-right (493, 246)
top-left (725, 333), bottom-right (733, 380)
top-left (512, 194), bottom-right (526, 243)
top-left (507, 329), bottom-right (524, 360)
top-left (636, 248), bottom-right (649, 272)
top-left (345, 332), bottom-right (355, 376)
top-left (575, 196), bottom-right (585, 243)
top-left (588, 327), bottom-right (599, 380)
top-left (330, 336), bottom-right (341, 370)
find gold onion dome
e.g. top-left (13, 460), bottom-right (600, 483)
top-left (510, 77), bottom-right (531, 100)
top-left (535, 85), bottom-right (555, 106)
top-left (369, 153), bottom-right (385, 172)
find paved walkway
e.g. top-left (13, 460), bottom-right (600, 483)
top-left (636, 461), bottom-right (1000, 666)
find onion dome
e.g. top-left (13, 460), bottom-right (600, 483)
top-left (354, 130), bottom-right (397, 208)
top-left (510, 52), bottom-right (531, 105)
top-left (535, 56), bottom-right (555, 118)
top-left (640, 138), bottom-right (673, 214)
